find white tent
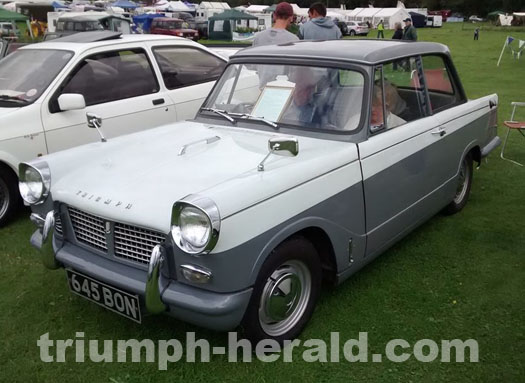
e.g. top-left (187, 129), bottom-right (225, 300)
top-left (372, 8), bottom-right (410, 29)
top-left (355, 7), bottom-right (382, 23)
top-left (195, 1), bottom-right (229, 21)
top-left (498, 14), bottom-right (513, 26)
top-left (327, 10), bottom-right (344, 20)
top-left (156, 1), bottom-right (191, 12)
top-left (348, 7), bottom-right (365, 20)
top-left (244, 4), bottom-right (268, 13)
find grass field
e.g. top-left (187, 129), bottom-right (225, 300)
top-left (1, 23), bottom-right (524, 382)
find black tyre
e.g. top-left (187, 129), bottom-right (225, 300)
top-left (0, 166), bottom-right (20, 227)
top-left (242, 236), bottom-right (322, 344)
top-left (349, 30), bottom-right (356, 36)
top-left (443, 153), bottom-right (473, 215)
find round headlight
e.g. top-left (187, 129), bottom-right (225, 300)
top-left (179, 206), bottom-right (211, 248)
top-left (18, 162), bottom-right (50, 205)
top-left (171, 196), bottom-right (220, 255)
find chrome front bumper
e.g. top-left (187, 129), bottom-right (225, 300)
top-left (30, 211), bottom-right (251, 330)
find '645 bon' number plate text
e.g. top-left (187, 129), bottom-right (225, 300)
top-left (66, 269), bottom-right (141, 323)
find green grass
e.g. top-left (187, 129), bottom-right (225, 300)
top-left (1, 23), bottom-right (525, 382)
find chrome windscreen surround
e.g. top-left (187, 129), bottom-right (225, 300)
top-left (171, 194), bottom-right (221, 255)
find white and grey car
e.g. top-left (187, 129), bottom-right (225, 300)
top-left (24, 40), bottom-right (500, 342)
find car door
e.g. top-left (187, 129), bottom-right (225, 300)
top-left (419, 54), bottom-right (478, 189)
top-left (359, 57), bottom-right (452, 258)
top-left (148, 43), bottom-right (227, 121)
top-left (41, 45), bottom-right (176, 153)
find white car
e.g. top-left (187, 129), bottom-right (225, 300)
top-left (345, 21), bottom-right (369, 36)
top-left (0, 31), bottom-right (227, 225)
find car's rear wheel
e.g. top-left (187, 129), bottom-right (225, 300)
top-left (242, 236), bottom-right (322, 343)
top-left (0, 166), bottom-right (20, 227)
top-left (350, 30), bottom-right (356, 36)
top-left (443, 153), bottom-right (473, 215)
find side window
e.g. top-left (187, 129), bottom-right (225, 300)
top-left (56, 49), bottom-right (158, 109)
top-left (380, 56), bottom-right (427, 128)
top-left (153, 46), bottom-right (226, 89)
top-left (421, 55), bottom-right (460, 112)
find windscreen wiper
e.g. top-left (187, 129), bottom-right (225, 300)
top-left (0, 95), bottom-right (29, 105)
top-left (201, 107), bottom-right (236, 124)
top-left (230, 113), bottom-right (279, 129)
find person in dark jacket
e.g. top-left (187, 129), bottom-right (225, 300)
top-left (392, 22), bottom-right (403, 39)
top-left (402, 17), bottom-right (417, 41)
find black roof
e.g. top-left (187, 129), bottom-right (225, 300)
top-left (233, 39), bottom-right (450, 64)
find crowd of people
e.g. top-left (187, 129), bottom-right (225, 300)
top-left (253, 2), bottom-right (418, 47)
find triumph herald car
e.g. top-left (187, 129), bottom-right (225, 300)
top-left (0, 31), bottom-right (226, 225)
top-left (24, 40), bottom-right (500, 342)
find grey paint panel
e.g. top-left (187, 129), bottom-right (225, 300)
top-left (172, 182), bottom-right (367, 293)
top-left (54, 240), bottom-right (252, 330)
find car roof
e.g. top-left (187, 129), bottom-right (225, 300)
top-left (18, 32), bottom-right (207, 54)
top-left (233, 39), bottom-right (450, 65)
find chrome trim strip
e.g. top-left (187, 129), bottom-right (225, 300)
top-left (145, 245), bottom-right (166, 314)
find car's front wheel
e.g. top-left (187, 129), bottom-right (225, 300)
top-left (443, 153), bottom-right (473, 215)
top-left (242, 236), bottom-right (322, 343)
top-left (0, 166), bottom-right (20, 227)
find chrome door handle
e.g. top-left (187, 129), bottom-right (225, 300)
top-left (431, 128), bottom-right (446, 137)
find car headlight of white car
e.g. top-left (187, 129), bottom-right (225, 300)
top-left (18, 162), bottom-right (51, 205)
top-left (171, 195), bottom-right (220, 255)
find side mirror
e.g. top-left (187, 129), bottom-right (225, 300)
top-left (258, 137), bottom-right (299, 171)
top-left (86, 112), bottom-right (106, 142)
top-left (57, 93), bottom-right (86, 112)
top-left (268, 137), bottom-right (299, 157)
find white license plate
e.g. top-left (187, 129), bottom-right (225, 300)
top-left (66, 269), bottom-right (142, 323)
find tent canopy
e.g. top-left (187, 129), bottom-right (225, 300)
top-left (112, 0), bottom-right (138, 9)
top-left (156, 1), bottom-right (191, 12)
top-left (51, 1), bottom-right (68, 9)
top-left (209, 9), bottom-right (257, 21)
top-left (0, 7), bottom-right (29, 21)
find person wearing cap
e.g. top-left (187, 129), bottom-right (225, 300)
top-left (298, 2), bottom-right (342, 40)
top-left (253, 2), bottom-right (299, 47)
top-left (402, 17), bottom-right (417, 41)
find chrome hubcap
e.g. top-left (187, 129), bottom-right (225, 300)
top-left (0, 177), bottom-right (9, 220)
top-left (259, 260), bottom-right (311, 337)
top-left (454, 158), bottom-right (470, 204)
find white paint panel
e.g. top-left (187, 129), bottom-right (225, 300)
top-left (213, 161), bottom-right (363, 252)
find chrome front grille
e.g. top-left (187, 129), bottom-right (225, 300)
top-left (69, 207), bottom-right (108, 251)
top-left (114, 223), bottom-right (165, 264)
top-left (67, 207), bottom-right (164, 265)
top-left (55, 216), bottom-right (63, 235)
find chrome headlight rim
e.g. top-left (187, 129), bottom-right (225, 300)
top-left (171, 195), bottom-right (220, 255)
top-left (18, 161), bottom-right (51, 205)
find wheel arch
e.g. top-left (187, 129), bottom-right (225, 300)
top-left (250, 218), bottom-right (339, 286)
